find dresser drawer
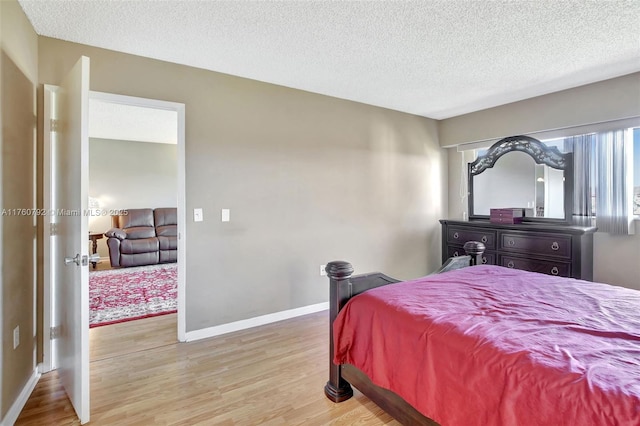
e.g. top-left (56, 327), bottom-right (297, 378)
top-left (447, 227), bottom-right (496, 249)
top-left (500, 233), bottom-right (571, 259)
top-left (440, 219), bottom-right (595, 280)
top-left (500, 255), bottom-right (571, 277)
top-left (446, 246), bottom-right (495, 265)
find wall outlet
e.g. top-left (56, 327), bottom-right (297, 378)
top-left (320, 264), bottom-right (327, 276)
top-left (13, 326), bottom-right (19, 349)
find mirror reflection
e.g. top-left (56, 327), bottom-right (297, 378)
top-left (468, 135), bottom-right (572, 223)
top-left (472, 152), bottom-right (565, 218)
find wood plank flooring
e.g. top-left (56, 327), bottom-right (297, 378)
top-left (16, 311), bottom-right (400, 425)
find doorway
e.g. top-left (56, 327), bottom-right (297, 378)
top-left (42, 90), bottom-right (187, 373)
top-left (87, 93), bottom-right (183, 357)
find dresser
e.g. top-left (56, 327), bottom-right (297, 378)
top-left (440, 219), bottom-right (597, 280)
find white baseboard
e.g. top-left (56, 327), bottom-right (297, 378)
top-left (185, 302), bottom-right (329, 342)
top-left (1, 368), bottom-right (40, 426)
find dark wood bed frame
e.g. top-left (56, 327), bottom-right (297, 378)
top-left (324, 241), bottom-right (486, 425)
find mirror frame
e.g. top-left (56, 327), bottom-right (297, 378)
top-left (468, 135), bottom-right (574, 223)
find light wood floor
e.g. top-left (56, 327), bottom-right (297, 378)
top-left (16, 311), bottom-right (400, 425)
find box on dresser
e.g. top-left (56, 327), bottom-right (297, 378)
top-left (440, 219), bottom-right (597, 280)
top-left (490, 208), bottom-right (524, 224)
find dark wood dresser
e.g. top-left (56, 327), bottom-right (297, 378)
top-left (440, 219), bottom-right (597, 280)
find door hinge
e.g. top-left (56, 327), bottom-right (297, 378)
top-left (50, 223), bottom-right (58, 236)
top-left (50, 119), bottom-right (60, 133)
top-left (50, 326), bottom-right (61, 340)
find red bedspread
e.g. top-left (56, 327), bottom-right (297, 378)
top-left (333, 265), bottom-right (640, 426)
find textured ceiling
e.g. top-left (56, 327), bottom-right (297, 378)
top-left (19, 0), bottom-right (640, 119)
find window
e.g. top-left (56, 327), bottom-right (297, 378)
top-left (546, 128), bottom-right (637, 234)
top-left (539, 128), bottom-right (640, 218)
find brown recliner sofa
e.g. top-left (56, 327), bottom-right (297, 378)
top-left (105, 207), bottom-right (177, 267)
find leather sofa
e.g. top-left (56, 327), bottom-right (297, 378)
top-left (105, 207), bottom-right (177, 267)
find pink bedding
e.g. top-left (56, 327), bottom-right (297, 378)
top-left (333, 265), bottom-right (640, 425)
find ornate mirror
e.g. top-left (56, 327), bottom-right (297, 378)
top-left (468, 135), bottom-right (573, 223)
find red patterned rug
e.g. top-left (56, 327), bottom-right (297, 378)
top-left (89, 263), bottom-right (177, 328)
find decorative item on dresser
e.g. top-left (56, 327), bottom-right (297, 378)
top-left (440, 219), bottom-right (596, 280)
top-left (489, 207), bottom-right (523, 224)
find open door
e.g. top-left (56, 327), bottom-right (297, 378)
top-left (50, 56), bottom-right (91, 424)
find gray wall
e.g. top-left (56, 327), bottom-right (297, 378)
top-left (0, 0), bottom-right (38, 419)
top-left (444, 73), bottom-right (640, 290)
top-left (439, 72), bottom-right (640, 147)
top-left (38, 37), bottom-right (445, 332)
top-left (89, 138), bottom-right (177, 258)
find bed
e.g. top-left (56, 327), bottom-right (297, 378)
top-left (323, 243), bottom-right (640, 425)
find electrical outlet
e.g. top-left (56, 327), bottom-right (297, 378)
top-left (13, 326), bottom-right (19, 350)
top-left (320, 264), bottom-right (327, 276)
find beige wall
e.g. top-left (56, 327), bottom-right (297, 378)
top-left (592, 232), bottom-right (640, 291)
top-left (0, 0), bottom-right (38, 419)
top-left (443, 73), bottom-right (640, 290)
top-left (439, 73), bottom-right (640, 147)
top-left (89, 138), bottom-right (177, 258)
top-left (38, 37), bottom-right (445, 332)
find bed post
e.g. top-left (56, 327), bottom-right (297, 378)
top-left (324, 261), bottom-right (354, 402)
top-left (463, 241), bottom-right (486, 265)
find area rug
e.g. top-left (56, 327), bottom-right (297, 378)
top-left (89, 263), bottom-right (177, 328)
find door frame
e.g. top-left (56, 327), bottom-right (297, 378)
top-left (42, 84), bottom-right (56, 371)
top-left (42, 90), bottom-right (187, 372)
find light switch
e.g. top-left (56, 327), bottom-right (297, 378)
top-left (193, 208), bottom-right (203, 222)
top-left (221, 209), bottom-right (230, 222)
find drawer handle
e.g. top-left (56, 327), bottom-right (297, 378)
top-left (551, 266), bottom-right (559, 276)
top-left (508, 239), bottom-right (515, 246)
top-left (482, 257), bottom-right (488, 264)
top-left (481, 236), bottom-right (488, 243)
top-left (453, 232), bottom-right (459, 239)
top-left (453, 251), bottom-right (459, 257)
top-left (551, 242), bottom-right (559, 251)
top-left (507, 261), bottom-right (515, 268)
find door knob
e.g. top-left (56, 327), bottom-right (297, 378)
top-left (64, 254), bottom-right (81, 266)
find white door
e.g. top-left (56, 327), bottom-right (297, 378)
top-left (51, 56), bottom-right (91, 424)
